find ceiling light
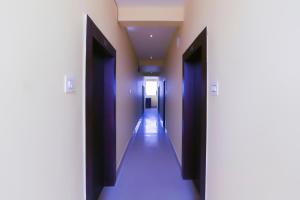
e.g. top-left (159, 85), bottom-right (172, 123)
top-left (150, 56), bottom-right (153, 60)
top-left (150, 34), bottom-right (153, 38)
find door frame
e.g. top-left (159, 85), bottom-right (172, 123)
top-left (85, 15), bottom-right (116, 200)
top-left (158, 86), bottom-right (160, 111)
top-left (182, 27), bottom-right (207, 199)
top-left (163, 80), bottom-right (166, 127)
top-left (142, 85), bottom-right (145, 114)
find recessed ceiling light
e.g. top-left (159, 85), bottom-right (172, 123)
top-left (150, 34), bottom-right (153, 38)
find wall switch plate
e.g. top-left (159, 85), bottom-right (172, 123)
top-left (210, 81), bottom-right (219, 96)
top-left (64, 75), bottom-right (75, 93)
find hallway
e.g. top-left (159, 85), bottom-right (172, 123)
top-left (100, 109), bottom-right (199, 200)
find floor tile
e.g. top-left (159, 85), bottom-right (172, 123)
top-left (99, 108), bottom-right (200, 200)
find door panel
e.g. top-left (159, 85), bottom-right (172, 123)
top-left (86, 16), bottom-right (116, 200)
top-left (182, 28), bottom-right (207, 199)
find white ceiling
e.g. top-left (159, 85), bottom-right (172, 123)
top-left (126, 26), bottom-right (176, 60)
top-left (117, 0), bottom-right (183, 72)
top-left (116, 0), bottom-right (185, 7)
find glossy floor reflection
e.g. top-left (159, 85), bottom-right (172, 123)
top-left (99, 108), bottom-right (200, 200)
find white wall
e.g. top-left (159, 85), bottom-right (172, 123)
top-left (144, 77), bottom-right (159, 108)
top-left (145, 95), bottom-right (158, 108)
top-left (163, 0), bottom-right (300, 199)
top-left (0, 0), bottom-right (141, 199)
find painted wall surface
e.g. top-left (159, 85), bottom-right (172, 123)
top-left (145, 95), bottom-right (158, 107)
top-left (0, 0), bottom-right (141, 199)
top-left (163, 0), bottom-right (300, 199)
top-left (85, 0), bottom-right (142, 170)
top-left (118, 6), bottom-right (184, 22)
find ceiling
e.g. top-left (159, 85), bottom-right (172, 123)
top-left (115, 0), bottom-right (185, 7)
top-left (141, 65), bottom-right (161, 73)
top-left (126, 26), bottom-right (177, 60)
top-left (116, 0), bottom-right (183, 73)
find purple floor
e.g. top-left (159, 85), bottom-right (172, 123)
top-left (99, 108), bottom-right (200, 200)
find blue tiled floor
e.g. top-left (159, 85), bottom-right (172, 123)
top-left (99, 108), bottom-right (200, 200)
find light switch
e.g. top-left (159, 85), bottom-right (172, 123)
top-left (210, 81), bottom-right (219, 96)
top-left (64, 75), bottom-right (75, 93)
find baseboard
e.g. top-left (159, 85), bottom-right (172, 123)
top-left (164, 128), bottom-right (182, 171)
top-left (116, 117), bottom-right (143, 178)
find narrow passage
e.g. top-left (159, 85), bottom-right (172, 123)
top-left (100, 108), bottom-right (199, 200)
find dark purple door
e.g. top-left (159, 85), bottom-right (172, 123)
top-left (182, 28), bottom-right (207, 199)
top-left (86, 16), bottom-right (116, 200)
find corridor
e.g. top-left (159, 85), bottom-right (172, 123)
top-left (100, 109), bottom-right (199, 200)
top-left (3, 0), bottom-right (300, 199)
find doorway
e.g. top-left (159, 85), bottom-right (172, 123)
top-left (158, 85), bottom-right (160, 112)
top-left (142, 85), bottom-right (145, 114)
top-left (85, 16), bottom-right (116, 200)
top-left (182, 28), bottom-right (207, 199)
top-left (162, 81), bottom-right (166, 127)
top-left (158, 80), bottom-right (166, 128)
